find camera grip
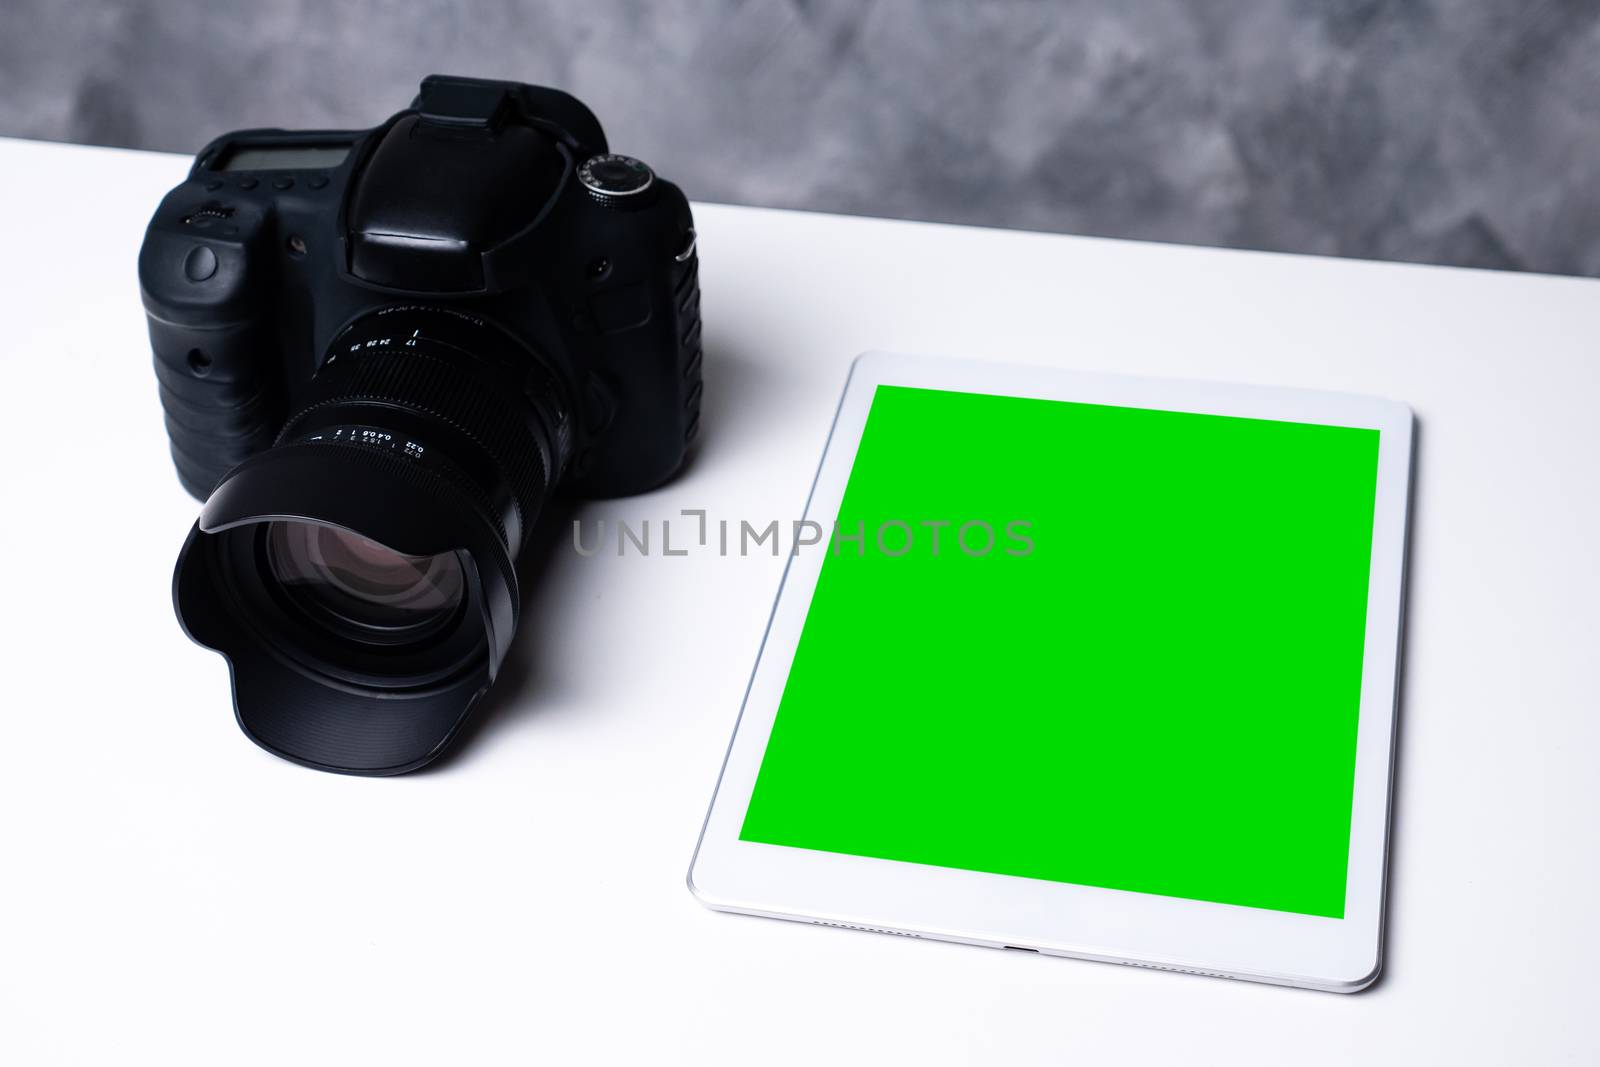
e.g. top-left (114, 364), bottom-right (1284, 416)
top-left (140, 216), bottom-right (281, 500)
top-left (149, 316), bottom-right (279, 499)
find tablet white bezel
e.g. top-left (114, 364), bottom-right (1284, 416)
top-left (689, 351), bottom-right (1413, 992)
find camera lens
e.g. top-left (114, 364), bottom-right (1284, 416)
top-left (172, 306), bottom-right (572, 775)
top-left (264, 520), bottom-right (465, 639)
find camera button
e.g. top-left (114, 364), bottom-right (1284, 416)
top-left (203, 179), bottom-right (223, 191)
top-left (308, 175), bottom-right (329, 190)
top-left (673, 228), bottom-right (697, 263)
top-left (183, 245), bottom-right (218, 282)
top-left (272, 176), bottom-right (295, 190)
top-left (237, 177), bottom-right (258, 190)
top-left (578, 154), bottom-right (654, 203)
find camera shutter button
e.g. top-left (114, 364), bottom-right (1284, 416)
top-left (183, 245), bottom-right (218, 282)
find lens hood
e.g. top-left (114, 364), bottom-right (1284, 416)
top-left (174, 440), bottom-right (519, 775)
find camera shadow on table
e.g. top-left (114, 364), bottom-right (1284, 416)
top-left (416, 339), bottom-right (773, 773)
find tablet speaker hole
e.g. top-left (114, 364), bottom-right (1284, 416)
top-left (812, 921), bottom-right (921, 938)
top-left (1121, 960), bottom-right (1233, 979)
top-left (1004, 946), bottom-right (1039, 952)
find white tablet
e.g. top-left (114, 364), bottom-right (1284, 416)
top-left (689, 351), bottom-right (1413, 992)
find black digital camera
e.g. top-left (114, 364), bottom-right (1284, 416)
top-left (139, 75), bottom-right (702, 775)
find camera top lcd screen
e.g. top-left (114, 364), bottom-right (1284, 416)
top-left (215, 143), bottom-right (351, 171)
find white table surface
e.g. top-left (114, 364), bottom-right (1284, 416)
top-left (2, 136), bottom-right (1597, 1065)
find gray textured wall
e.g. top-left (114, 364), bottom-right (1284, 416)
top-left (4, 0), bottom-right (1597, 275)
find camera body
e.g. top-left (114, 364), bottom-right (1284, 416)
top-left (139, 76), bottom-right (702, 775)
top-left (140, 74), bottom-right (701, 508)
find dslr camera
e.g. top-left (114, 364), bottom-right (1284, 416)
top-left (139, 76), bottom-right (702, 775)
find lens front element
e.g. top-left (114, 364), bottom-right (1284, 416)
top-left (173, 307), bottom-right (560, 774)
top-left (265, 520), bottom-right (464, 638)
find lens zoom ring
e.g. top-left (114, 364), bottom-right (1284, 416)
top-left (285, 348), bottom-right (548, 550)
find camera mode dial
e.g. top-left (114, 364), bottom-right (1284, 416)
top-left (578, 154), bottom-right (654, 206)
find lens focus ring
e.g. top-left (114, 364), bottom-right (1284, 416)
top-left (279, 320), bottom-right (561, 554)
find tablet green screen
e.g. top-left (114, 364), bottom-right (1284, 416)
top-left (739, 385), bottom-right (1381, 919)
